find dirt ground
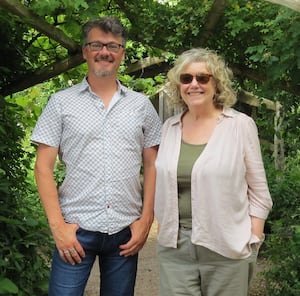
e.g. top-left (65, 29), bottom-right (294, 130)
top-left (84, 219), bottom-right (266, 296)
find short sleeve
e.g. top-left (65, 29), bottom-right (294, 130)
top-left (142, 98), bottom-right (162, 148)
top-left (30, 94), bottom-right (62, 147)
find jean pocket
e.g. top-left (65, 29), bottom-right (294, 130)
top-left (115, 226), bottom-right (132, 246)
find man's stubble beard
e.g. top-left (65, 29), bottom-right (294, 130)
top-left (93, 55), bottom-right (119, 78)
top-left (94, 70), bottom-right (114, 77)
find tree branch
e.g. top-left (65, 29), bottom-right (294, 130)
top-left (1, 53), bottom-right (84, 97)
top-left (0, 0), bottom-right (80, 53)
top-left (197, 0), bottom-right (228, 45)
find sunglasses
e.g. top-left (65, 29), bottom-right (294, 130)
top-left (179, 73), bottom-right (212, 84)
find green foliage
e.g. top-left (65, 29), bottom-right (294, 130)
top-left (119, 74), bottom-right (166, 96)
top-left (263, 156), bottom-right (300, 295)
top-left (245, 9), bottom-right (300, 93)
top-left (0, 97), bottom-right (53, 295)
top-left (0, 0), bottom-right (299, 293)
top-left (0, 10), bottom-right (31, 91)
top-left (0, 198), bottom-right (53, 296)
top-left (267, 157), bottom-right (300, 225)
top-left (31, 0), bottom-right (89, 17)
top-left (254, 88), bottom-right (300, 295)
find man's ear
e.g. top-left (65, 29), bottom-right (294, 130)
top-left (82, 46), bottom-right (88, 61)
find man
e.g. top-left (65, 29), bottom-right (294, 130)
top-left (31, 16), bottom-right (161, 296)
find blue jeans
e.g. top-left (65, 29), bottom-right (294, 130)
top-left (48, 227), bottom-right (138, 296)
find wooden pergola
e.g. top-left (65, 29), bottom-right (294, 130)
top-left (267, 0), bottom-right (300, 12)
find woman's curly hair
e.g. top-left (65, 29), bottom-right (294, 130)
top-left (166, 48), bottom-right (237, 111)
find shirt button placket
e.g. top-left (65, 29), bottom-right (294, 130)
top-left (104, 115), bottom-right (113, 234)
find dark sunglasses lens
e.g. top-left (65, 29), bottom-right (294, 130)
top-left (196, 75), bottom-right (210, 84)
top-left (180, 74), bottom-right (193, 84)
top-left (180, 74), bottom-right (211, 84)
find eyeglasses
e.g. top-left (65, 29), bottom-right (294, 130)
top-left (85, 41), bottom-right (124, 53)
top-left (179, 73), bottom-right (212, 84)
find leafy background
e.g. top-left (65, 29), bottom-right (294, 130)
top-left (0, 0), bottom-right (299, 295)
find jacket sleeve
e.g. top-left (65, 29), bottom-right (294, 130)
top-left (243, 116), bottom-right (273, 219)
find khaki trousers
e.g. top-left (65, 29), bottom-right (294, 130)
top-left (157, 228), bottom-right (258, 296)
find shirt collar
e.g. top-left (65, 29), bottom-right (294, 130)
top-left (169, 107), bottom-right (238, 126)
top-left (221, 107), bottom-right (238, 118)
top-left (78, 77), bottom-right (89, 92)
top-left (79, 77), bottom-right (127, 96)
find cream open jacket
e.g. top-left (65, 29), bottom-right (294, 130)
top-left (154, 108), bottom-right (273, 259)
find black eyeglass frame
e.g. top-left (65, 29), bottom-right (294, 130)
top-left (179, 73), bottom-right (213, 84)
top-left (85, 41), bottom-right (125, 53)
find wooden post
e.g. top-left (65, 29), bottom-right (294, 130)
top-left (274, 101), bottom-right (285, 170)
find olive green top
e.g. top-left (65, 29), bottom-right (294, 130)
top-left (177, 140), bottom-right (206, 229)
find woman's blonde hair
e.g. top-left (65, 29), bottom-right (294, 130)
top-left (166, 48), bottom-right (237, 111)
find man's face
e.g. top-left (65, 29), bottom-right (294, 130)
top-left (82, 28), bottom-right (125, 78)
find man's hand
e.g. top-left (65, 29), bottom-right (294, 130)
top-left (119, 219), bottom-right (152, 257)
top-left (52, 222), bottom-right (85, 265)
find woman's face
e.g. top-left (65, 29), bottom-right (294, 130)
top-left (179, 62), bottom-right (216, 110)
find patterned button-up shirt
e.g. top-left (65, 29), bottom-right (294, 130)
top-left (31, 78), bottom-right (162, 234)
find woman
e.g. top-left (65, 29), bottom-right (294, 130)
top-left (154, 48), bottom-right (273, 296)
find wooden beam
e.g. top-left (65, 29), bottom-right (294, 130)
top-left (0, 0), bottom-right (80, 52)
top-left (266, 0), bottom-right (300, 12)
top-left (237, 89), bottom-right (280, 111)
top-left (1, 53), bottom-right (84, 97)
top-left (126, 57), bottom-right (165, 73)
